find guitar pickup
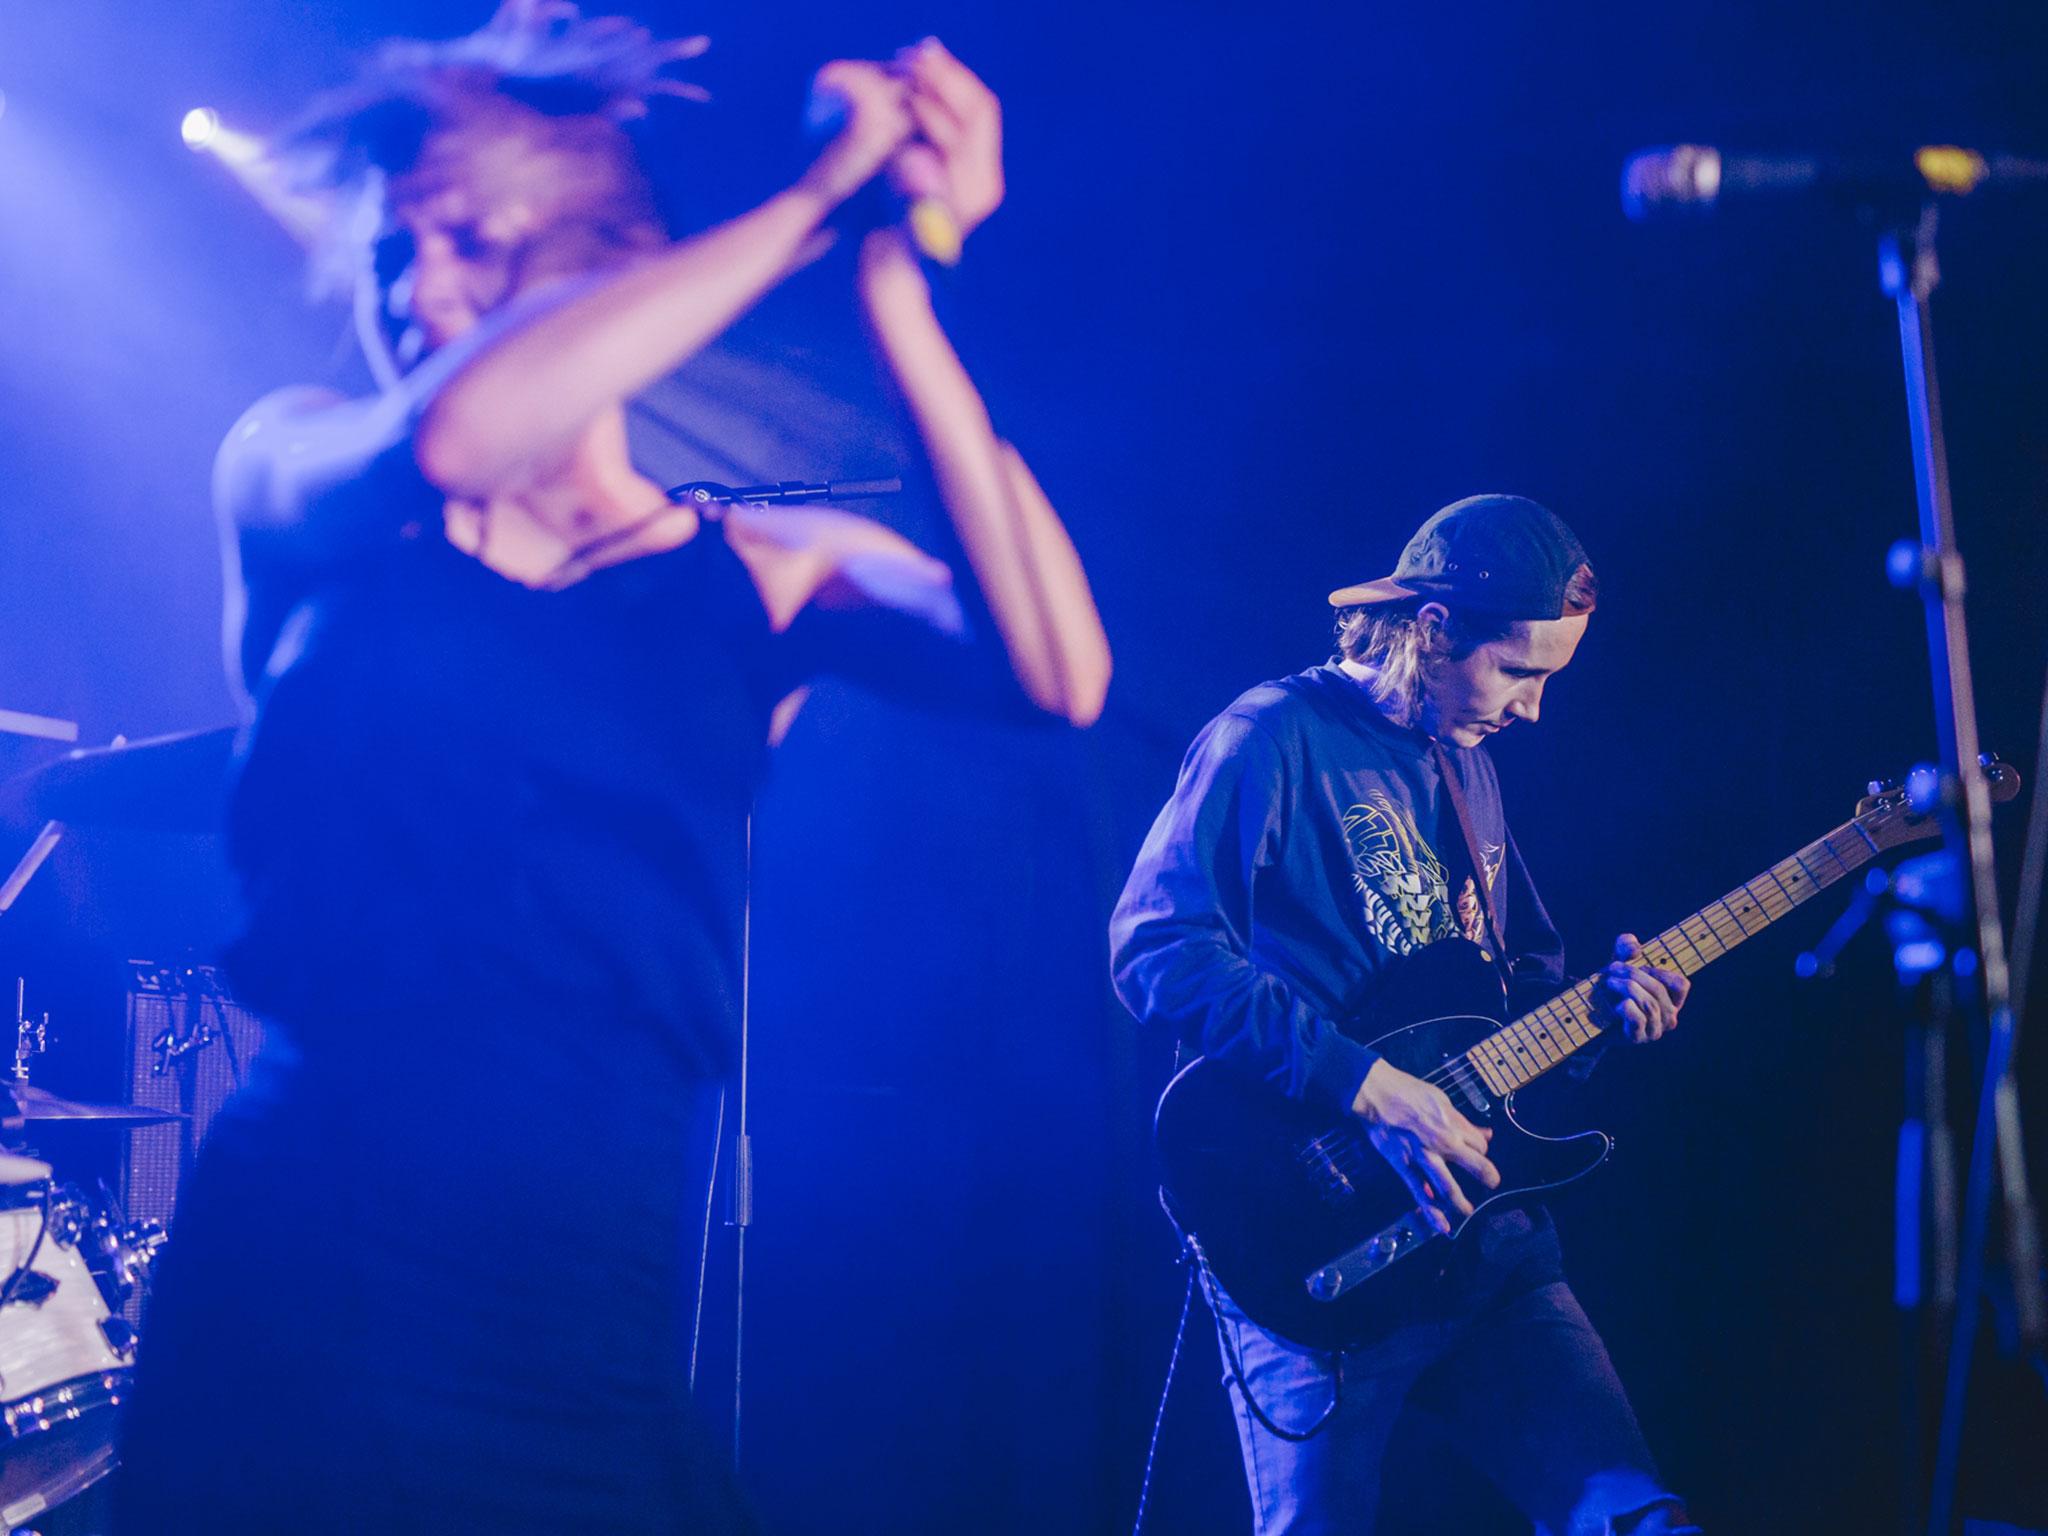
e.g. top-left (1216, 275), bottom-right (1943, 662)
top-left (1305, 1210), bottom-right (1434, 1302)
top-left (1297, 1139), bottom-right (1360, 1206)
top-left (1451, 1079), bottom-right (1493, 1118)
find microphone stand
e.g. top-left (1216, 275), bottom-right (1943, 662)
top-left (662, 471), bottom-right (900, 1472)
top-left (1877, 204), bottom-right (2046, 1536)
top-left (1801, 846), bottom-right (1965, 1529)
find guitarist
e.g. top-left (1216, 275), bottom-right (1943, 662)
top-left (1110, 496), bottom-right (1701, 1535)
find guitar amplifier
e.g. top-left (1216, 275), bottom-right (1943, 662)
top-left (120, 961), bottom-right (266, 1237)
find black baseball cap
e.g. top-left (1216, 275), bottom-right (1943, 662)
top-left (1326, 494), bottom-right (1595, 620)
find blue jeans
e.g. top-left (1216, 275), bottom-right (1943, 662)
top-left (1210, 1276), bottom-right (1694, 1535)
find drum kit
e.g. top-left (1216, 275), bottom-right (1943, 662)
top-left (0, 725), bottom-right (238, 1531)
top-left (0, 989), bottom-right (180, 1531)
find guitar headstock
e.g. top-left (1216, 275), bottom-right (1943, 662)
top-left (1854, 758), bottom-right (2023, 854)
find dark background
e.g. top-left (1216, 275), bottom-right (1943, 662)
top-left (1, 2), bottom-right (2045, 1532)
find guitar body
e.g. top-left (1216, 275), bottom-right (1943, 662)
top-left (1154, 939), bottom-right (1611, 1353)
top-left (1152, 763), bottom-right (2022, 1354)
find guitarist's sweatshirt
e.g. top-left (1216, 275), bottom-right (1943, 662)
top-left (1111, 660), bottom-right (1583, 1310)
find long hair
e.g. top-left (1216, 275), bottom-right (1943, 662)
top-left (271, 2), bottom-right (708, 377)
top-left (1333, 562), bottom-right (1599, 725)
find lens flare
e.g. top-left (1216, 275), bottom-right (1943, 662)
top-left (180, 107), bottom-right (220, 150)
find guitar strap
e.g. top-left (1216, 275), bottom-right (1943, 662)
top-left (1431, 740), bottom-right (1512, 990)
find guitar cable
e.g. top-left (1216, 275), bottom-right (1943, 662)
top-left (1200, 1256), bottom-right (1344, 1444)
top-left (1172, 1197), bottom-right (1344, 1445)
top-left (1129, 1263), bottom-right (1194, 1536)
top-left (1131, 1246), bottom-right (1346, 1532)
top-left (1129, 1226), bottom-right (1344, 1534)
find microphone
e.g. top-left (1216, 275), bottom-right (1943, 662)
top-left (897, 190), bottom-right (963, 267)
top-left (804, 92), bottom-right (963, 266)
top-left (1621, 144), bottom-right (2048, 220)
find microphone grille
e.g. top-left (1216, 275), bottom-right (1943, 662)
top-left (1621, 144), bottom-right (1723, 220)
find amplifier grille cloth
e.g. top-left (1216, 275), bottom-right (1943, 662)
top-left (121, 973), bottom-right (266, 1245)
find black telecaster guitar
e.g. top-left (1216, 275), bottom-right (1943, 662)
top-left (1154, 763), bottom-right (2021, 1353)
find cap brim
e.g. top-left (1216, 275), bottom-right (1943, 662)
top-left (1326, 576), bottom-right (1421, 607)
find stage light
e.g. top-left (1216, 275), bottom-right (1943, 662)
top-left (181, 107), bottom-right (331, 249)
top-left (181, 109), bottom-right (264, 170)
top-left (181, 107), bottom-right (220, 151)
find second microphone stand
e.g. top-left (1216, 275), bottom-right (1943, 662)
top-left (1875, 203), bottom-right (2046, 1536)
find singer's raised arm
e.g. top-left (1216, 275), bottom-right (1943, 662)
top-left (410, 61), bottom-right (912, 500)
top-left (848, 40), bottom-right (1111, 726)
top-left (218, 37), bottom-right (1108, 728)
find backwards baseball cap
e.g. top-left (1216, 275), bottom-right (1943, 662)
top-left (1326, 494), bottom-right (1595, 620)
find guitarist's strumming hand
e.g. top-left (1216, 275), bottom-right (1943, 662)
top-left (1599, 933), bottom-right (1690, 1044)
top-left (1350, 1058), bottom-right (1501, 1235)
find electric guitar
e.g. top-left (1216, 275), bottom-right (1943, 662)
top-left (1153, 762), bottom-right (2022, 1352)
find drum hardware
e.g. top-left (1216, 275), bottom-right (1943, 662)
top-left (0, 987), bottom-right (174, 1522)
top-left (0, 1162), bottom-right (135, 1528)
top-left (9, 985), bottom-right (44, 1087)
top-left (0, 726), bottom-right (235, 835)
top-left (0, 1274), bottom-right (54, 1310)
top-left (0, 726), bottom-right (233, 1529)
top-left (77, 1187), bottom-right (164, 1317)
top-left (0, 712), bottom-right (77, 748)
top-left (4, 983), bottom-right (186, 1131)
top-left (0, 1193), bottom-right (54, 1312)
top-left (0, 714), bottom-right (88, 921)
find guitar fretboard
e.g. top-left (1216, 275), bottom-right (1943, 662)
top-left (1461, 815), bottom-right (1885, 1097)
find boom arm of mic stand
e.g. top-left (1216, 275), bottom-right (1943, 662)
top-left (1795, 866), bottom-right (1893, 980)
top-left (667, 477), bottom-right (905, 507)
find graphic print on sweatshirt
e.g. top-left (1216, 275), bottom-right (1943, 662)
top-left (1342, 791), bottom-right (1504, 954)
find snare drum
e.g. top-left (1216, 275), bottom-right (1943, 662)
top-left (0, 1158), bottom-right (131, 1528)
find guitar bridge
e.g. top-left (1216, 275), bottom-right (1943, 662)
top-left (1305, 1209), bottom-right (1435, 1302)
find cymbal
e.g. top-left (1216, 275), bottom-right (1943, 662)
top-left (0, 726), bottom-right (238, 834)
top-left (3, 1083), bottom-right (187, 1127)
top-left (0, 1153), bottom-right (52, 1186)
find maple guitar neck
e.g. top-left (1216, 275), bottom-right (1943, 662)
top-left (1464, 812), bottom-right (1907, 1098)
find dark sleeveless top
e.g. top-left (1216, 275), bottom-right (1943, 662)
top-left (221, 348), bottom-right (1030, 1080)
top-left (226, 505), bottom-right (795, 1081)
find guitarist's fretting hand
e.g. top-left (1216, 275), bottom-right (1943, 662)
top-left (1350, 1058), bottom-right (1501, 1235)
top-left (1599, 933), bottom-right (1691, 1044)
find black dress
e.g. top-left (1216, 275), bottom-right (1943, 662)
top-left (116, 475), bottom-right (789, 1531)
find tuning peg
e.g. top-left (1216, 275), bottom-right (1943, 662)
top-left (1867, 778), bottom-right (1901, 798)
top-left (1906, 764), bottom-right (1943, 814)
